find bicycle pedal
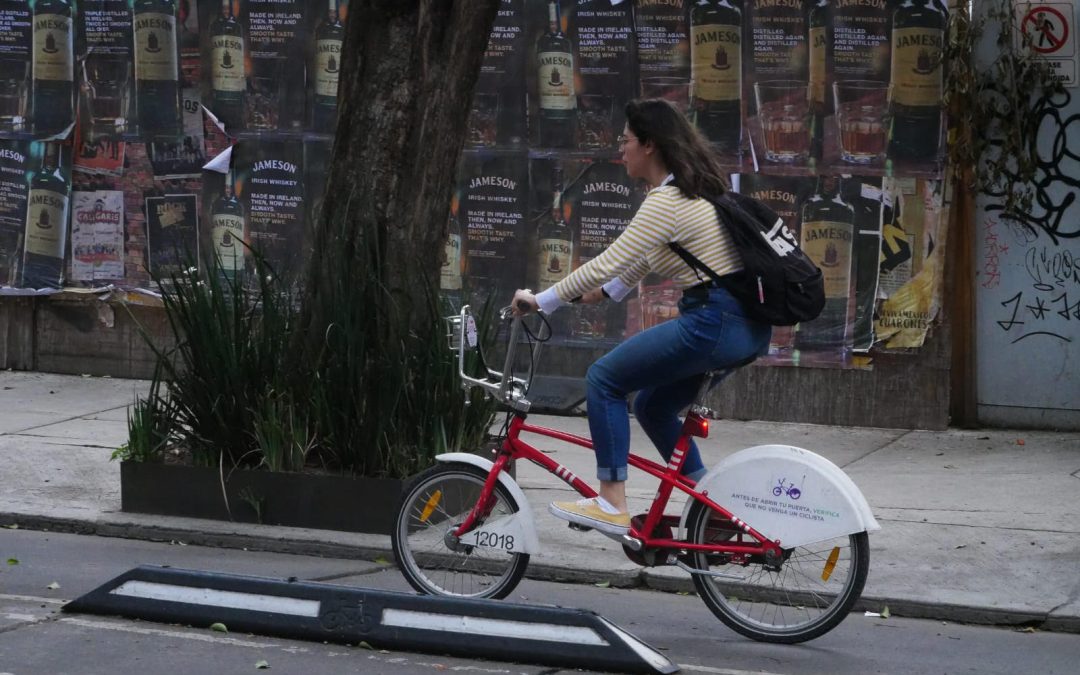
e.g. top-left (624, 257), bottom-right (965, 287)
top-left (568, 522), bottom-right (593, 532)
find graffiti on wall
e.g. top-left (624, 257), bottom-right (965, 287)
top-left (982, 89), bottom-right (1080, 346)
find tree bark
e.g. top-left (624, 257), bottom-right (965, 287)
top-left (300, 0), bottom-right (499, 355)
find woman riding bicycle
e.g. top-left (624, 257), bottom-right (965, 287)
top-left (512, 98), bottom-right (770, 536)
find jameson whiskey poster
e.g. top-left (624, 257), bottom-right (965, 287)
top-left (70, 189), bottom-right (125, 281)
top-left (745, 0), bottom-right (812, 170)
top-left (21, 141), bottom-right (71, 288)
top-left (564, 159), bottom-right (639, 341)
top-left (634, 0), bottom-right (690, 104)
top-left (460, 151), bottom-right (528, 295)
top-left (81, 0), bottom-right (134, 56)
top-left (0, 0), bottom-right (32, 137)
top-left (242, 0), bottom-right (305, 131)
top-left (688, 0), bottom-right (749, 166)
top-left (469, 0), bottom-right (526, 148)
top-left (571, 0), bottom-right (635, 152)
top-left (529, 0), bottom-right (576, 148)
top-left (236, 140), bottom-right (305, 282)
top-left (145, 192), bottom-right (199, 278)
top-left (0, 140), bottom-right (30, 285)
top-left (306, 0), bottom-right (347, 134)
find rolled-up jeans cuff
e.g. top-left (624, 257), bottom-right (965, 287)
top-left (597, 466), bottom-right (628, 482)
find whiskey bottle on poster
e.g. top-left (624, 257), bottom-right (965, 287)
top-left (441, 192), bottom-right (464, 294)
top-left (22, 143), bottom-right (68, 288)
top-left (210, 0), bottom-right (246, 132)
top-left (133, 0), bottom-right (182, 135)
top-left (211, 168), bottom-right (246, 284)
top-left (808, 0), bottom-right (828, 159)
top-left (536, 166), bottom-right (573, 288)
top-left (31, 0), bottom-right (74, 135)
top-left (536, 0), bottom-right (576, 148)
top-left (888, 0), bottom-right (946, 161)
top-left (312, 0), bottom-right (344, 133)
top-left (794, 175), bottom-right (854, 352)
top-left (690, 0), bottom-right (743, 153)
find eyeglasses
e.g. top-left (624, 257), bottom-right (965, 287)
top-left (617, 134), bottom-right (637, 147)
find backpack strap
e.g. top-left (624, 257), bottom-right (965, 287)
top-left (667, 195), bottom-right (733, 289)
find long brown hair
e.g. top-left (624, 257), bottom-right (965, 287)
top-left (624, 98), bottom-right (728, 200)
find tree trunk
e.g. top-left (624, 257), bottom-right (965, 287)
top-left (300, 0), bottom-right (499, 355)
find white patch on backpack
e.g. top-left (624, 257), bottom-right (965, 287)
top-left (761, 218), bottom-right (797, 257)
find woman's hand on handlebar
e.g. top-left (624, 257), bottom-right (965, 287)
top-left (511, 289), bottom-right (538, 317)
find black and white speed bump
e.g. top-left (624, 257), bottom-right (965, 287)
top-left (63, 566), bottom-right (677, 674)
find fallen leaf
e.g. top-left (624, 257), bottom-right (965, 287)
top-left (935, 452), bottom-right (944, 456)
top-left (254, 660), bottom-right (270, 670)
top-left (881, 605), bottom-right (891, 619)
top-left (357, 642), bottom-right (374, 650)
top-left (1018, 626), bottom-right (1036, 633)
top-left (2, 524), bottom-right (17, 529)
top-left (6, 558), bottom-right (17, 565)
top-left (47, 582), bottom-right (60, 590)
top-left (1016, 439), bottom-right (1025, 446)
top-left (955, 544), bottom-right (967, 549)
top-left (594, 580), bottom-right (611, 588)
top-left (210, 622), bottom-right (228, 633)
top-left (373, 557), bottom-right (390, 565)
top-left (433, 665), bottom-right (447, 671)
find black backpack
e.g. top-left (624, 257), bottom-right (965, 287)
top-left (668, 191), bottom-right (825, 327)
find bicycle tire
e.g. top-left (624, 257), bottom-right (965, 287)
top-left (686, 500), bottom-right (869, 643)
top-left (392, 462), bottom-right (530, 600)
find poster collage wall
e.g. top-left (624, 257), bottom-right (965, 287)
top-left (0, 0), bottom-right (949, 372)
top-left (0, 0), bottom-right (344, 293)
top-left (448, 0), bottom-right (950, 369)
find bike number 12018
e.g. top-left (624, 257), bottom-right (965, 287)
top-left (473, 531), bottom-right (515, 552)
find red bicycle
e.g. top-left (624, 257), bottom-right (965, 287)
top-left (392, 306), bottom-right (879, 643)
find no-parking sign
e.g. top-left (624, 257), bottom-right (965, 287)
top-left (1018, 1), bottom-right (1078, 85)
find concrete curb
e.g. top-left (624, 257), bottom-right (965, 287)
top-left (4, 511), bottom-right (1077, 635)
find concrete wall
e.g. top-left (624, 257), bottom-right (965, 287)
top-left (972, 11), bottom-right (1080, 430)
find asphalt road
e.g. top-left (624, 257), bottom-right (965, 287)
top-left (0, 529), bottom-right (1076, 675)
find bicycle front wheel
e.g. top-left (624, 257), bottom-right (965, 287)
top-left (392, 463), bottom-right (529, 600)
top-left (686, 501), bottom-right (869, 643)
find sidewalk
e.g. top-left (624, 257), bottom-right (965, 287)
top-left (1, 370), bottom-right (1078, 632)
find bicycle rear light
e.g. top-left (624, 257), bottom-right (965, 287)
top-left (685, 415), bottom-right (709, 438)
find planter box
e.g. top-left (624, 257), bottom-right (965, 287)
top-left (120, 461), bottom-right (402, 535)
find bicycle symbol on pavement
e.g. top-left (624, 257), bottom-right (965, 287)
top-left (772, 476), bottom-right (804, 500)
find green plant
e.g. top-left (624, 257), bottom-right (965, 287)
top-left (944, 0), bottom-right (1066, 215)
top-left (112, 373), bottom-right (173, 462)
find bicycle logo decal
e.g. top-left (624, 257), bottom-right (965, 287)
top-left (772, 475), bottom-right (805, 500)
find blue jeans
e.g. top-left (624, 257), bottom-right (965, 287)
top-left (585, 287), bottom-right (771, 482)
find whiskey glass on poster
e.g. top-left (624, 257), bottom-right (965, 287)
top-left (0, 60), bottom-right (27, 133)
top-left (466, 92), bottom-right (498, 148)
top-left (753, 80), bottom-right (810, 164)
top-left (640, 76), bottom-right (689, 113)
top-left (577, 94), bottom-right (614, 150)
top-left (86, 59), bottom-right (132, 138)
top-left (833, 80), bottom-right (889, 165)
top-left (247, 59), bottom-right (285, 131)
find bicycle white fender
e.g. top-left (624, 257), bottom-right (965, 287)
top-left (436, 452), bottom-right (541, 555)
top-left (680, 445), bottom-right (881, 549)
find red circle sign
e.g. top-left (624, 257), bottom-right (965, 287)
top-left (1023, 6), bottom-right (1070, 54)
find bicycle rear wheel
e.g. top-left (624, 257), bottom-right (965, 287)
top-left (686, 501), bottom-right (869, 643)
top-left (392, 462), bottom-right (529, 599)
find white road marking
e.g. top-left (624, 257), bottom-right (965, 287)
top-left (679, 665), bottom-right (788, 675)
top-left (59, 617), bottom-right (280, 648)
top-left (0, 593), bottom-right (66, 605)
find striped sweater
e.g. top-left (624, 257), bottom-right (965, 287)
top-left (536, 184), bottom-right (743, 313)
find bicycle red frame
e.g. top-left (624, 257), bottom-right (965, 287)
top-left (452, 411), bottom-right (782, 559)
